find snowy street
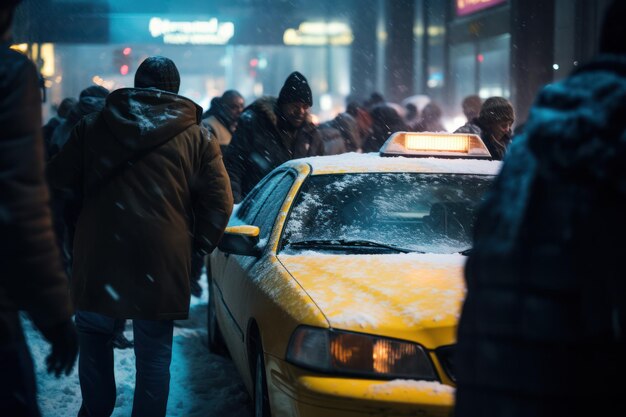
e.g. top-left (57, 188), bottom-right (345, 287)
top-left (23, 277), bottom-right (252, 417)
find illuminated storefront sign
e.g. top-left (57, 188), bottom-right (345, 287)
top-left (10, 43), bottom-right (55, 77)
top-left (283, 21), bottom-right (353, 46)
top-left (149, 17), bottom-right (234, 45)
top-left (456, 0), bottom-right (507, 16)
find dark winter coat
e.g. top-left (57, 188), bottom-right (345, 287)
top-left (48, 91), bottom-right (107, 159)
top-left (47, 88), bottom-right (233, 320)
top-left (363, 104), bottom-right (409, 153)
top-left (318, 112), bottom-right (360, 155)
top-left (413, 102), bottom-right (446, 133)
top-left (454, 118), bottom-right (511, 160)
top-left (202, 114), bottom-right (232, 154)
top-left (223, 96), bottom-right (324, 203)
top-left (412, 119), bottom-right (446, 133)
top-left (43, 115), bottom-right (62, 157)
top-left (455, 54), bottom-right (626, 417)
top-left (0, 43), bottom-right (73, 343)
top-left (47, 89), bottom-right (108, 275)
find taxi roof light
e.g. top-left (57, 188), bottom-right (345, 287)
top-left (380, 132), bottom-right (492, 159)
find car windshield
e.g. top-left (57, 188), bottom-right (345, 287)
top-left (281, 173), bottom-right (493, 254)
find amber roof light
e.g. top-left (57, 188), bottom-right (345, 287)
top-left (380, 132), bottom-right (492, 159)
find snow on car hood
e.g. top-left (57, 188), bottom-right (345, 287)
top-left (277, 252), bottom-right (466, 346)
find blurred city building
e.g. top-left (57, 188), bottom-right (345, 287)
top-left (11, 0), bottom-right (613, 125)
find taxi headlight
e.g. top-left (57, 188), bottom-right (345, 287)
top-left (286, 326), bottom-right (437, 380)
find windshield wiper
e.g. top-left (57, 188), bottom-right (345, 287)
top-left (286, 239), bottom-right (423, 254)
top-left (459, 248), bottom-right (473, 256)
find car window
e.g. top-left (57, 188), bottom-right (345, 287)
top-left (281, 173), bottom-right (493, 254)
top-left (236, 170), bottom-right (288, 224)
top-left (252, 171), bottom-right (296, 242)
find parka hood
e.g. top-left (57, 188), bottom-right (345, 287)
top-left (526, 54), bottom-right (626, 188)
top-left (102, 88), bottom-right (202, 152)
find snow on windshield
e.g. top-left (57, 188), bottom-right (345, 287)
top-left (282, 173), bottom-right (493, 254)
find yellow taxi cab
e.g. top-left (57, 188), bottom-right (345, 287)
top-left (208, 132), bottom-right (500, 417)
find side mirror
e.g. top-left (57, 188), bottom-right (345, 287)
top-left (218, 225), bottom-right (262, 257)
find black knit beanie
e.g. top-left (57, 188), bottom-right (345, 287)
top-left (479, 96), bottom-right (514, 125)
top-left (278, 71), bottom-right (313, 107)
top-left (79, 85), bottom-right (109, 100)
top-left (134, 56), bottom-right (180, 94)
top-left (67, 85), bottom-right (108, 125)
top-left (57, 97), bottom-right (77, 119)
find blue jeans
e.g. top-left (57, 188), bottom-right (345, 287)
top-left (75, 311), bottom-right (173, 417)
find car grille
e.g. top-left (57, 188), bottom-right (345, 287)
top-left (436, 344), bottom-right (456, 382)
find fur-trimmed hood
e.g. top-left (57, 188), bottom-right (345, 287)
top-left (242, 96), bottom-right (279, 128)
top-left (241, 96), bottom-right (315, 131)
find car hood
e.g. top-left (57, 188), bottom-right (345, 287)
top-left (277, 252), bottom-right (466, 347)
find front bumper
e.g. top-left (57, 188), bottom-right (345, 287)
top-left (266, 355), bottom-right (454, 417)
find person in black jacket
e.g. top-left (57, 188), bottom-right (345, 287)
top-left (454, 96), bottom-right (515, 160)
top-left (43, 96), bottom-right (77, 157)
top-left (461, 94), bottom-right (482, 124)
top-left (0, 2), bottom-right (78, 416)
top-left (201, 90), bottom-right (245, 154)
top-left (413, 101), bottom-right (447, 133)
top-left (48, 85), bottom-right (109, 159)
top-left (224, 71), bottom-right (324, 202)
top-left (455, 2), bottom-right (626, 417)
top-left (362, 104), bottom-right (409, 153)
top-left (49, 86), bottom-right (109, 275)
top-left (318, 112), bottom-right (360, 155)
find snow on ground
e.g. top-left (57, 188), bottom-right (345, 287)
top-left (22, 273), bottom-right (252, 417)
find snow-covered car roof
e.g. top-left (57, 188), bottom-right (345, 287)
top-left (287, 152), bottom-right (502, 176)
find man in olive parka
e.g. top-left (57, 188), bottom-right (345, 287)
top-left (47, 56), bottom-right (233, 417)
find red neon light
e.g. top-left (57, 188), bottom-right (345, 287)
top-left (457, 0), bottom-right (506, 17)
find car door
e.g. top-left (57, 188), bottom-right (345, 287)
top-left (213, 169), bottom-right (297, 369)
